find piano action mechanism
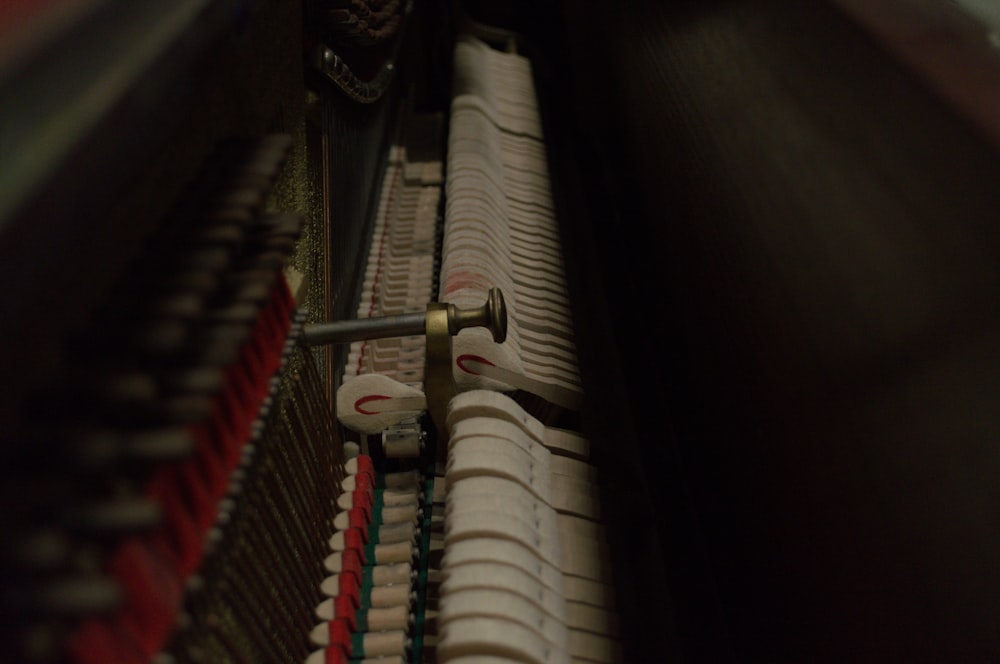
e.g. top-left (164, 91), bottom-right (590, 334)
top-left (0, 1), bottom-right (622, 662)
top-left (9, 0), bottom-right (998, 661)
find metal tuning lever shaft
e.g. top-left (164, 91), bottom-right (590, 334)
top-left (302, 287), bottom-right (507, 347)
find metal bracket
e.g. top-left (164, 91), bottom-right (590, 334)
top-left (423, 302), bottom-right (454, 440)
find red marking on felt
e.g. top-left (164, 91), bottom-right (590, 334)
top-left (328, 619), bottom-right (355, 656)
top-left (225, 357), bottom-right (254, 415)
top-left (68, 618), bottom-right (145, 664)
top-left (332, 595), bottom-right (359, 632)
top-left (354, 473), bottom-right (374, 494)
top-left (341, 548), bottom-right (363, 583)
top-left (354, 455), bottom-right (375, 478)
top-left (205, 396), bottom-right (240, 471)
top-left (456, 354), bottom-right (495, 375)
top-left (108, 538), bottom-right (183, 659)
top-left (343, 491), bottom-right (372, 520)
top-left (176, 459), bottom-right (217, 533)
top-left (243, 334), bottom-right (267, 396)
top-left (349, 523), bottom-right (370, 545)
top-left (347, 506), bottom-right (370, 530)
top-left (335, 573), bottom-right (361, 608)
top-left (354, 394), bottom-right (391, 415)
top-left (342, 528), bottom-right (367, 563)
top-left (186, 421), bottom-right (227, 500)
top-left (191, 473), bottom-right (221, 532)
top-left (145, 471), bottom-right (203, 576)
top-left (217, 378), bottom-right (250, 455)
top-left (256, 297), bottom-right (277, 346)
top-left (443, 271), bottom-right (486, 294)
top-left (355, 345), bottom-right (367, 376)
top-left (324, 642), bottom-right (352, 664)
top-left (238, 329), bottom-right (266, 388)
top-left (352, 489), bottom-right (374, 516)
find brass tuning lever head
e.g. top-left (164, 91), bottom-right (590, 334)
top-left (448, 287), bottom-right (507, 343)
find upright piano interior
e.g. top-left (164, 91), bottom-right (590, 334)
top-left (2, 0), bottom-right (1000, 662)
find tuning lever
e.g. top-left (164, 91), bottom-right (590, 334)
top-left (302, 288), bottom-right (507, 346)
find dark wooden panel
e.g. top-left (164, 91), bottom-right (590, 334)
top-left (539, 0), bottom-right (1000, 660)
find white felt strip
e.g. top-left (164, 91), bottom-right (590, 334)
top-left (445, 438), bottom-right (551, 505)
top-left (438, 587), bottom-right (568, 652)
top-left (443, 509), bottom-right (558, 568)
top-left (336, 487), bottom-right (419, 511)
top-left (449, 417), bottom-right (552, 469)
top-left (440, 561), bottom-right (566, 622)
top-left (447, 390), bottom-right (546, 443)
top-left (328, 534), bottom-right (416, 563)
top-left (436, 616), bottom-right (568, 664)
top-left (438, 384), bottom-right (578, 663)
top-left (440, 537), bottom-right (564, 594)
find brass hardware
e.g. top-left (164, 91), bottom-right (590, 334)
top-left (303, 288), bottom-right (507, 447)
top-left (303, 287), bottom-right (506, 346)
top-left (447, 286), bottom-right (506, 342)
top-left (423, 303), bottom-right (455, 444)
